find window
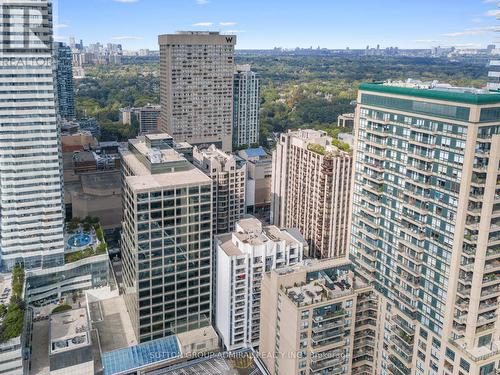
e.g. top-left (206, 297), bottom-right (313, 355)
top-left (478, 334), bottom-right (492, 347)
top-left (479, 363), bottom-right (495, 375)
top-left (460, 358), bottom-right (470, 372)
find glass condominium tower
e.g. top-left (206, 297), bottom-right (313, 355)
top-left (0, 0), bottom-right (65, 270)
top-left (350, 81), bottom-right (500, 375)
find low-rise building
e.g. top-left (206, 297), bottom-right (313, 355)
top-left (63, 139), bottom-right (123, 230)
top-left (100, 320), bottom-right (219, 374)
top-left (337, 113), bottom-right (355, 128)
top-left (0, 272), bottom-right (28, 375)
top-left (49, 308), bottom-right (94, 375)
top-left (26, 253), bottom-right (109, 305)
top-left (215, 217), bottom-right (305, 350)
top-left (259, 259), bottom-right (381, 375)
top-left (147, 348), bottom-right (268, 375)
top-left (193, 145), bottom-right (246, 234)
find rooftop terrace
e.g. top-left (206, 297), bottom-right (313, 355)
top-left (276, 259), bottom-right (370, 306)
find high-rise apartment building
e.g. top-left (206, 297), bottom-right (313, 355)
top-left (158, 32), bottom-right (236, 151)
top-left (0, 0), bottom-right (65, 269)
top-left (350, 80), bottom-right (500, 375)
top-left (139, 104), bottom-right (161, 134)
top-left (54, 42), bottom-right (76, 119)
top-left (259, 258), bottom-right (381, 375)
top-left (233, 65), bottom-right (260, 148)
top-left (120, 134), bottom-right (213, 342)
top-left (488, 6), bottom-right (500, 91)
top-left (193, 145), bottom-right (246, 234)
top-left (215, 217), bottom-right (305, 350)
top-left (271, 129), bottom-right (352, 259)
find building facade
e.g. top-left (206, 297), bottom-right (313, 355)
top-left (193, 145), bottom-right (246, 234)
top-left (120, 134), bottom-right (213, 342)
top-left (54, 42), bottom-right (76, 119)
top-left (0, 0), bottom-right (65, 269)
top-left (488, 8), bottom-right (500, 91)
top-left (25, 253), bottom-right (109, 304)
top-left (233, 65), bottom-right (260, 148)
top-left (215, 217), bottom-right (305, 351)
top-left (139, 104), bottom-right (161, 134)
top-left (337, 113), bottom-right (355, 128)
top-left (158, 32), bottom-right (236, 151)
top-left (349, 80), bottom-right (500, 375)
top-left (259, 259), bottom-right (382, 375)
top-left (238, 147), bottom-right (273, 222)
top-left (271, 129), bottom-right (352, 259)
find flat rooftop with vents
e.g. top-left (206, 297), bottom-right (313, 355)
top-left (49, 308), bottom-right (94, 374)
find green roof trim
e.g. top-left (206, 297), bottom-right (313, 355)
top-left (359, 83), bottom-right (500, 105)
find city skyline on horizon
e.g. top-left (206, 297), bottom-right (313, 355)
top-left (55, 0), bottom-right (499, 51)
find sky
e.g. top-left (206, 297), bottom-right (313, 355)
top-left (54, 0), bottom-right (500, 51)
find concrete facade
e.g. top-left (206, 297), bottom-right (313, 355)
top-left (259, 259), bottom-right (382, 375)
top-left (350, 80), bottom-right (500, 375)
top-left (159, 32), bottom-right (236, 151)
top-left (238, 147), bottom-right (272, 222)
top-left (215, 217), bottom-right (305, 351)
top-left (193, 145), bottom-right (246, 234)
top-left (271, 129), bottom-right (352, 259)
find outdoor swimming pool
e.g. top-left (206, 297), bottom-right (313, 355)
top-left (67, 234), bottom-right (92, 248)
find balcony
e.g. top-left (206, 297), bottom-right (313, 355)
top-left (311, 332), bottom-right (345, 348)
top-left (481, 285), bottom-right (500, 299)
top-left (312, 319), bottom-right (344, 333)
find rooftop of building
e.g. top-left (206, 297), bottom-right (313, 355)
top-left (176, 326), bottom-right (218, 350)
top-left (50, 308), bottom-right (90, 354)
top-left (193, 145), bottom-right (244, 169)
top-left (125, 169), bottom-right (210, 192)
top-left (100, 324), bottom-right (218, 375)
top-left (175, 31), bottom-right (222, 35)
top-left (73, 150), bottom-right (96, 163)
top-left (359, 79), bottom-right (500, 105)
top-left (274, 259), bottom-right (370, 307)
top-left (121, 135), bottom-right (210, 191)
top-left (238, 147), bottom-right (268, 159)
top-left (0, 274), bottom-right (13, 306)
top-left (102, 336), bottom-right (181, 375)
top-left (287, 129), bottom-right (352, 155)
top-left (158, 31), bottom-right (236, 45)
top-left (216, 216), bottom-right (307, 257)
top-left (147, 349), bottom-right (268, 375)
top-left (88, 296), bottom-right (137, 353)
top-left (80, 170), bottom-right (121, 195)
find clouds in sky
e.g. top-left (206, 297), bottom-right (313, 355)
top-left (442, 26), bottom-right (497, 37)
top-left (192, 22), bottom-right (213, 27)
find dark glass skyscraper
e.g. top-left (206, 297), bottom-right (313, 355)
top-left (54, 42), bottom-right (76, 119)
